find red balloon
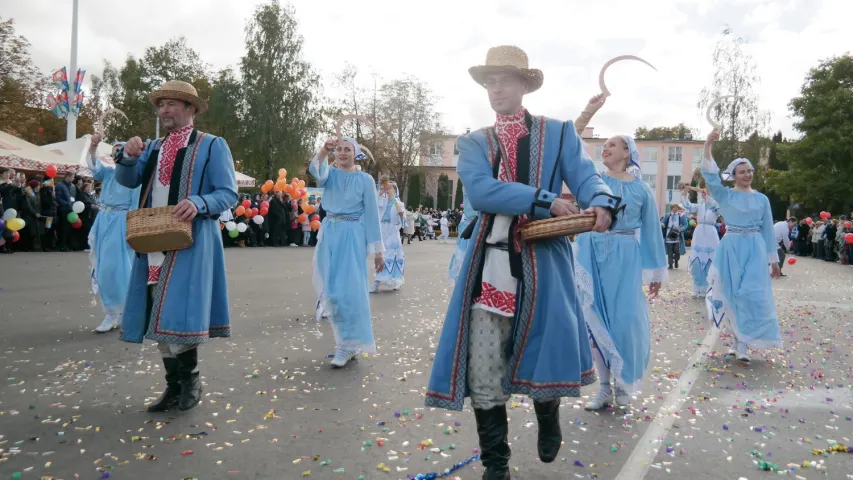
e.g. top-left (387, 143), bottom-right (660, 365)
top-left (260, 201), bottom-right (270, 209)
top-left (72, 220), bottom-right (83, 229)
top-left (260, 207), bottom-right (269, 216)
top-left (787, 257), bottom-right (796, 265)
top-left (845, 221), bottom-right (852, 229)
top-left (242, 200), bottom-right (251, 209)
top-left (11, 231), bottom-right (19, 242)
top-left (251, 207), bottom-right (259, 217)
top-left (846, 233), bottom-right (853, 244)
top-left (805, 217), bottom-right (813, 225)
top-left (45, 164), bottom-right (58, 179)
top-left (311, 214), bottom-right (320, 222)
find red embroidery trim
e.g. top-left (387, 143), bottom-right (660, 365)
top-left (147, 266), bottom-right (161, 283)
top-left (157, 125), bottom-right (193, 187)
top-left (474, 282), bottom-right (516, 314)
top-left (494, 109), bottom-right (528, 183)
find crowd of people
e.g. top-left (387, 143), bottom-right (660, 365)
top-left (790, 216), bottom-right (853, 264)
top-left (0, 169), bottom-right (100, 253)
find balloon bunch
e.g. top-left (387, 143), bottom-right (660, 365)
top-left (820, 211), bottom-right (832, 220)
top-left (261, 168), bottom-right (311, 201)
top-left (804, 217), bottom-right (813, 226)
top-left (0, 209), bottom-right (24, 246)
top-left (67, 201), bottom-right (85, 229)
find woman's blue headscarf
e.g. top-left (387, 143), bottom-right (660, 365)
top-left (622, 135), bottom-right (641, 180)
top-left (342, 136), bottom-right (367, 162)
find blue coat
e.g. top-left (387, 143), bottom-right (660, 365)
top-left (114, 129), bottom-right (237, 345)
top-left (662, 212), bottom-right (688, 255)
top-left (425, 114), bottom-right (619, 411)
top-left (55, 181), bottom-right (75, 212)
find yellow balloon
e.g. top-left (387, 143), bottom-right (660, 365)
top-left (7, 218), bottom-right (25, 232)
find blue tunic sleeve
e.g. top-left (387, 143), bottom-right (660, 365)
top-left (361, 173), bottom-right (384, 255)
top-left (700, 156), bottom-right (730, 208)
top-left (760, 194), bottom-right (780, 264)
top-left (87, 152), bottom-right (109, 183)
top-left (309, 153), bottom-right (330, 187)
top-left (115, 140), bottom-right (157, 189)
top-left (558, 121), bottom-right (617, 212)
top-left (187, 137), bottom-right (238, 217)
top-left (680, 196), bottom-right (698, 214)
top-left (640, 186), bottom-right (669, 284)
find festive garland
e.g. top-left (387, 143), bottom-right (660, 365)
top-left (407, 454), bottom-right (481, 480)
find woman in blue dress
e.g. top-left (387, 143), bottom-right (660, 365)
top-left (371, 180), bottom-right (405, 292)
top-left (86, 134), bottom-right (139, 333)
top-left (310, 136), bottom-right (384, 367)
top-left (680, 182), bottom-right (720, 298)
top-left (701, 130), bottom-right (781, 363)
top-left (573, 135), bottom-right (668, 410)
top-left (447, 191), bottom-right (476, 283)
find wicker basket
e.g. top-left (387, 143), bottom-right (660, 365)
top-left (126, 206), bottom-right (193, 254)
top-left (520, 213), bottom-right (596, 242)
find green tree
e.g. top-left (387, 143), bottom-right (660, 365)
top-left (454, 177), bottom-right (464, 209)
top-left (766, 55), bottom-right (853, 214)
top-left (406, 172), bottom-right (421, 207)
top-left (436, 173), bottom-right (450, 210)
top-left (240, 0), bottom-right (323, 181)
top-left (697, 29), bottom-right (770, 164)
top-left (422, 194), bottom-right (434, 209)
top-left (634, 123), bottom-right (695, 140)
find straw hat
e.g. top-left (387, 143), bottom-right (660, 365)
top-left (469, 45), bottom-right (544, 93)
top-left (149, 80), bottom-right (208, 114)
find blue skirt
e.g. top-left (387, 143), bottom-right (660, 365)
top-left (313, 217), bottom-right (377, 353)
top-left (375, 222), bottom-right (404, 288)
top-left (573, 232), bottom-right (650, 395)
top-left (88, 209), bottom-right (134, 314)
top-left (706, 231), bottom-right (781, 348)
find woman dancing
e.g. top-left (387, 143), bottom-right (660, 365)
top-left (701, 130), bottom-right (781, 363)
top-left (573, 135), bottom-right (667, 409)
top-left (371, 180), bottom-right (406, 292)
top-left (680, 176), bottom-right (720, 298)
top-left (310, 136), bottom-right (384, 367)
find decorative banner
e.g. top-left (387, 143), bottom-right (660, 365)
top-left (96, 108), bottom-right (129, 137)
top-left (47, 94), bottom-right (63, 119)
top-left (73, 68), bottom-right (86, 95)
top-left (71, 92), bottom-right (85, 116)
top-left (52, 67), bottom-right (70, 92)
top-left (705, 95), bottom-right (739, 130)
top-left (598, 55), bottom-right (657, 97)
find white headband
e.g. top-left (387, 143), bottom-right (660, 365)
top-left (721, 158), bottom-right (753, 181)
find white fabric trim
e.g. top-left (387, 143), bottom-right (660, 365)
top-left (767, 251), bottom-right (780, 265)
top-left (705, 264), bottom-right (783, 349)
top-left (367, 240), bottom-right (384, 256)
top-left (701, 156), bottom-right (720, 174)
top-left (642, 267), bottom-right (669, 284)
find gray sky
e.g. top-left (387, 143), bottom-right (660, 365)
top-left (6, 0), bottom-right (850, 139)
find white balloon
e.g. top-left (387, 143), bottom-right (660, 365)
top-left (237, 223), bottom-right (248, 233)
top-left (252, 215), bottom-right (265, 225)
top-left (72, 201), bottom-right (85, 214)
top-left (2, 208), bottom-right (17, 221)
top-left (225, 221), bottom-right (237, 231)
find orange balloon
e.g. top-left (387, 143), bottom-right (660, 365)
top-left (298, 179), bottom-right (306, 188)
top-left (265, 179), bottom-right (274, 187)
top-left (284, 184), bottom-right (294, 194)
top-left (310, 220), bottom-right (321, 230)
top-left (275, 180), bottom-right (286, 191)
top-left (278, 168), bottom-right (287, 179)
top-left (298, 213), bottom-right (308, 223)
top-left (261, 184), bottom-right (271, 194)
top-left (245, 209), bottom-right (254, 218)
top-left (304, 204), bottom-right (315, 214)
top-left (235, 206), bottom-right (246, 216)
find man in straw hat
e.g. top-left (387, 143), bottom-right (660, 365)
top-left (115, 80), bottom-right (238, 412)
top-left (425, 46), bottom-right (621, 479)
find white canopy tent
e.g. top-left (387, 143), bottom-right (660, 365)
top-left (41, 134), bottom-right (116, 177)
top-left (0, 131), bottom-right (79, 175)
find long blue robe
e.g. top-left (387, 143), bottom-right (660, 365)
top-left (702, 158), bottom-right (781, 348)
top-left (448, 190), bottom-right (477, 283)
top-left (572, 176), bottom-right (667, 394)
top-left (88, 153), bottom-right (139, 314)
top-left (114, 129), bottom-right (237, 344)
top-left (309, 156), bottom-right (383, 353)
top-left (425, 115), bottom-right (619, 411)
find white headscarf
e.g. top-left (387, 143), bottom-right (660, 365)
top-left (721, 158), bottom-right (753, 182)
top-left (342, 136), bottom-right (367, 162)
top-left (622, 135), bottom-right (641, 180)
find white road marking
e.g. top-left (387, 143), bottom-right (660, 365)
top-left (615, 324), bottom-right (720, 480)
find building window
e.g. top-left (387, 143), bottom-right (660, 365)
top-left (642, 146), bottom-right (658, 162)
top-left (666, 175), bottom-right (681, 190)
top-left (643, 174), bottom-right (657, 190)
top-left (692, 147), bottom-right (702, 164)
top-left (429, 143), bottom-right (441, 156)
top-left (594, 145), bottom-right (604, 161)
top-left (668, 146), bottom-right (682, 162)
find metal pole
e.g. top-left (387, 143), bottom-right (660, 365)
top-left (65, 0), bottom-right (79, 141)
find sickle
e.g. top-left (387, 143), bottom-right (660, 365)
top-left (598, 55), bottom-right (658, 97)
top-left (335, 114), bottom-right (374, 140)
top-left (705, 95), bottom-right (739, 130)
top-left (96, 108), bottom-right (129, 138)
top-left (359, 145), bottom-right (376, 164)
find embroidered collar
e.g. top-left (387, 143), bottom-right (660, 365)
top-left (165, 124), bottom-right (194, 140)
top-left (494, 108), bottom-right (527, 129)
top-left (493, 108), bottom-right (528, 183)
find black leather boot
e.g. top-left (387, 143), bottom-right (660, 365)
top-left (147, 357), bottom-right (181, 412)
top-left (473, 405), bottom-right (511, 480)
top-left (534, 399), bottom-right (562, 463)
top-left (176, 348), bottom-right (203, 411)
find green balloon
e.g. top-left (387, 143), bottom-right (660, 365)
top-left (228, 229), bottom-right (239, 238)
top-left (67, 212), bottom-right (79, 223)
